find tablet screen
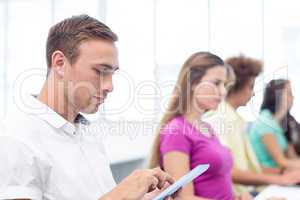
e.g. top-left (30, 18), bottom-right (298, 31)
top-left (152, 164), bottom-right (210, 200)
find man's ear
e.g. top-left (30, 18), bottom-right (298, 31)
top-left (51, 50), bottom-right (66, 77)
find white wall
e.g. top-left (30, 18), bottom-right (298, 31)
top-left (1, 0), bottom-right (300, 165)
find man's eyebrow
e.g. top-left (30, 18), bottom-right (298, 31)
top-left (94, 64), bottom-right (119, 71)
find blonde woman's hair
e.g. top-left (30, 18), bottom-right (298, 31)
top-left (149, 52), bottom-right (230, 168)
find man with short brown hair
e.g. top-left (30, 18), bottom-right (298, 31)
top-left (0, 14), bottom-right (174, 200)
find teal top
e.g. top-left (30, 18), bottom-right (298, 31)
top-left (248, 109), bottom-right (288, 168)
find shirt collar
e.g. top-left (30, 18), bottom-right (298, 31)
top-left (222, 101), bottom-right (245, 121)
top-left (222, 101), bottom-right (235, 113)
top-left (23, 94), bottom-right (89, 135)
top-left (74, 113), bottom-right (90, 125)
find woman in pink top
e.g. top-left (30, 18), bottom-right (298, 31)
top-left (149, 52), bottom-right (251, 200)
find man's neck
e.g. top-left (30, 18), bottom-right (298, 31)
top-left (226, 95), bottom-right (240, 110)
top-left (37, 77), bottom-right (78, 123)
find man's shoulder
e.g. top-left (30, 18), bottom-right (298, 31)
top-left (0, 131), bottom-right (38, 163)
top-left (1, 111), bottom-right (53, 162)
top-left (4, 109), bottom-right (46, 139)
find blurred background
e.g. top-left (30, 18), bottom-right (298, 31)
top-left (1, 0), bottom-right (300, 182)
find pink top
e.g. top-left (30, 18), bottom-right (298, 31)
top-left (160, 115), bottom-right (233, 200)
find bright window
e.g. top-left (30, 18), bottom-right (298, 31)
top-left (2, 0), bottom-right (300, 162)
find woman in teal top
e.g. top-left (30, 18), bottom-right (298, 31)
top-left (249, 79), bottom-right (300, 169)
top-left (249, 109), bottom-right (288, 167)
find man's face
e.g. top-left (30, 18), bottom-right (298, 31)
top-left (237, 77), bottom-right (255, 106)
top-left (64, 39), bottom-right (119, 114)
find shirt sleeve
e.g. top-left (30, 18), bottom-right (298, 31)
top-left (256, 119), bottom-right (279, 137)
top-left (160, 122), bottom-right (191, 156)
top-left (0, 136), bottom-right (44, 200)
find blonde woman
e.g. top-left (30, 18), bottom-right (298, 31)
top-left (150, 52), bottom-right (250, 200)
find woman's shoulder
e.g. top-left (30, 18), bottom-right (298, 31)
top-left (161, 115), bottom-right (185, 131)
top-left (166, 115), bottom-right (186, 125)
top-left (250, 109), bottom-right (281, 135)
top-left (252, 109), bottom-right (273, 126)
top-left (260, 109), bottom-right (273, 118)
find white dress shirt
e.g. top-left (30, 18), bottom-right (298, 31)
top-left (0, 95), bottom-right (116, 200)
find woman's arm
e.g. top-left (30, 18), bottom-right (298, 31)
top-left (163, 151), bottom-right (212, 200)
top-left (261, 167), bottom-right (281, 174)
top-left (232, 168), bottom-right (282, 185)
top-left (261, 134), bottom-right (300, 169)
top-left (231, 167), bottom-right (300, 186)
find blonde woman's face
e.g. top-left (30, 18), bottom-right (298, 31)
top-left (192, 66), bottom-right (227, 112)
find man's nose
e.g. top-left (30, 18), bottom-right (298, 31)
top-left (102, 75), bottom-right (113, 93)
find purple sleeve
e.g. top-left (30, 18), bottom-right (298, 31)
top-left (160, 122), bottom-right (191, 156)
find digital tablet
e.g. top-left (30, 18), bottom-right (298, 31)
top-left (152, 164), bottom-right (210, 200)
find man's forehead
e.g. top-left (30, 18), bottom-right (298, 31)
top-left (77, 40), bottom-right (119, 64)
top-left (78, 39), bottom-right (118, 56)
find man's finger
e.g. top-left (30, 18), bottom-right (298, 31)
top-left (148, 175), bottom-right (159, 192)
top-left (152, 168), bottom-right (174, 189)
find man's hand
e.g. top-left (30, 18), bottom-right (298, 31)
top-left (100, 167), bottom-right (175, 200)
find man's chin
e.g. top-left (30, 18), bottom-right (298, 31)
top-left (80, 105), bottom-right (100, 114)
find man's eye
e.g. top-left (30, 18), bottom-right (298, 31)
top-left (95, 68), bottom-right (112, 75)
top-left (100, 68), bottom-right (109, 73)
